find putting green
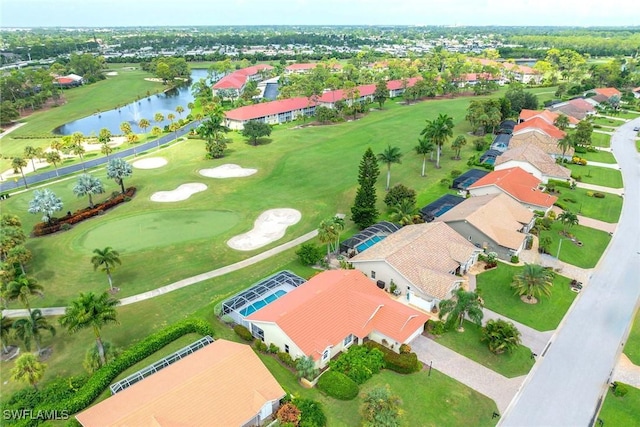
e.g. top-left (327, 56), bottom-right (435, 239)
top-left (75, 210), bottom-right (240, 253)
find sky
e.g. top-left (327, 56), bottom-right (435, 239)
top-left (1, 0), bottom-right (639, 27)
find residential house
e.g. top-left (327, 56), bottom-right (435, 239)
top-left (501, 62), bottom-right (542, 84)
top-left (513, 117), bottom-right (566, 140)
top-left (75, 339), bottom-right (285, 427)
top-left (53, 73), bottom-right (84, 88)
top-left (494, 144), bottom-right (571, 184)
top-left (549, 98), bottom-right (596, 121)
top-left (632, 87), bottom-right (640, 99)
top-left (350, 222), bottom-right (482, 312)
top-left (212, 64), bottom-right (273, 98)
top-left (317, 78), bottom-right (421, 108)
top-left (224, 97), bottom-right (316, 130)
top-left (467, 166), bottom-right (557, 212)
top-left (509, 131), bottom-right (574, 159)
top-left (438, 193), bottom-right (536, 260)
top-left (454, 72), bottom-right (503, 88)
top-left (246, 269), bottom-right (429, 369)
top-left (518, 109), bottom-right (579, 127)
top-left (386, 77), bottom-right (422, 97)
top-left (592, 87), bottom-right (621, 100)
top-left (284, 62), bottom-right (341, 74)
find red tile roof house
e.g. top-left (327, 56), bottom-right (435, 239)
top-left (284, 62), bottom-right (342, 74)
top-left (212, 64), bottom-right (273, 99)
top-left (467, 166), bottom-right (558, 213)
top-left (501, 62), bottom-right (542, 84)
top-left (494, 144), bottom-right (572, 184)
top-left (592, 87), bottom-right (621, 99)
top-left (549, 98), bottom-right (596, 121)
top-left (75, 339), bottom-right (285, 427)
top-left (513, 117), bottom-right (567, 140)
top-left (453, 72), bottom-right (503, 88)
top-left (349, 222), bottom-right (482, 313)
top-left (224, 97), bottom-right (316, 130)
top-left (317, 78), bottom-right (421, 108)
top-left (518, 109), bottom-right (579, 127)
top-left (246, 269), bottom-right (430, 369)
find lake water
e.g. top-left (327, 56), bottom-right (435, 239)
top-left (54, 69), bottom-right (209, 136)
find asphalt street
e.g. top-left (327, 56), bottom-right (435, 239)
top-left (501, 119), bottom-right (640, 426)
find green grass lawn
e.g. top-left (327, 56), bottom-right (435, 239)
top-left (618, 110), bottom-right (640, 119)
top-left (566, 163), bottom-right (623, 188)
top-left (599, 383), bottom-right (640, 426)
top-left (435, 321), bottom-right (535, 378)
top-left (476, 264), bottom-right (577, 331)
top-left (261, 354), bottom-right (498, 427)
top-left (555, 186), bottom-right (622, 223)
top-left (580, 150), bottom-right (617, 164)
top-left (538, 221), bottom-right (612, 268)
top-left (590, 132), bottom-right (611, 148)
top-left (592, 117), bottom-right (624, 128)
top-left (624, 311), bottom-right (640, 365)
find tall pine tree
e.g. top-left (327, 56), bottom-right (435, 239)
top-left (351, 148), bottom-right (380, 229)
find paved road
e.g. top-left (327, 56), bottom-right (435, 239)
top-left (0, 120), bottom-right (203, 193)
top-left (501, 119), bottom-right (640, 426)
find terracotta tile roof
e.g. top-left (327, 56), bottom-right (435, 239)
top-left (285, 63), bottom-right (341, 71)
top-left (386, 77), bottom-right (421, 90)
top-left (468, 167), bottom-right (557, 209)
top-left (318, 78), bottom-right (420, 103)
top-left (519, 109), bottom-right (579, 125)
top-left (438, 193), bottom-right (534, 250)
top-left (55, 77), bottom-right (74, 84)
top-left (514, 117), bottom-right (566, 140)
top-left (247, 270), bottom-right (429, 360)
top-left (594, 87), bottom-right (621, 98)
top-left (225, 97), bottom-right (314, 121)
top-left (75, 340), bottom-right (285, 427)
top-left (350, 222), bottom-right (479, 300)
top-left (510, 132), bottom-right (574, 157)
top-left (213, 64), bottom-right (273, 90)
top-left (494, 144), bottom-right (571, 180)
top-left (567, 98), bottom-right (596, 111)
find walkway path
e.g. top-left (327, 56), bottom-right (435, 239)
top-left (1, 230), bottom-right (318, 318)
top-left (411, 335), bottom-right (526, 414)
top-left (586, 161), bottom-right (620, 170)
top-left (576, 215), bottom-right (617, 233)
top-left (612, 354), bottom-right (640, 388)
top-left (575, 182), bottom-right (623, 195)
top-left (0, 122), bottom-right (26, 138)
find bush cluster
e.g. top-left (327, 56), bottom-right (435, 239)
top-left (593, 192), bottom-right (605, 198)
top-left (233, 324), bottom-right (253, 341)
top-left (510, 255), bottom-right (520, 264)
top-left (364, 341), bottom-right (422, 374)
top-left (612, 382), bottom-right (629, 397)
top-left (316, 371), bottom-right (359, 400)
top-left (277, 351), bottom-right (296, 368)
top-left (32, 187), bottom-right (137, 237)
top-left (329, 345), bottom-right (384, 385)
top-left (296, 398), bottom-right (327, 427)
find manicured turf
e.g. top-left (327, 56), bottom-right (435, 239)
top-left (435, 321), bottom-right (535, 378)
top-left (590, 132), bottom-right (611, 148)
top-left (566, 163), bottom-right (623, 188)
top-left (592, 117), bottom-right (625, 128)
top-left (624, 311), bottom-right (640, 365)
top-left (74, 210), bottom-right (240, 253)
top-left (476, 264), bottom-right (577, 331)
top-left (580, 149), bottom-right (617, 164)
top-left (555, 186), bottom-right (622, 223)
top-left (538, 221), bottom-right (612, 268)
top-left (261, 354), bottom-right (498, 427)
top-left (618, 110), bottom-right (640, 120)
top-left (599, 383), bottom-right (640, 426)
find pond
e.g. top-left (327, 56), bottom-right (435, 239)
top-left (54, 69), bottom-right (209, 136)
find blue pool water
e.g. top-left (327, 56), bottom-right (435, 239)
top-left (356, 235), bottom-right (385, 253)
top-left (240, 290), bottom-right (287, 317)
top-left (483, 157), bottom-right (496, 165)
top-left (458, 177), bottom-right (476, 188)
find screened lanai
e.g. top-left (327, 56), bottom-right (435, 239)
top-left (340, 221), bottom-right (401, 256)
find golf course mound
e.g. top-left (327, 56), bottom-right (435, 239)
top-left (227, 208), bottom-right (301, 251)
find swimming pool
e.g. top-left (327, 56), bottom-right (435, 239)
top-left (240, 289), bottom-right (287, 317)
top-left (356, 235), bottom-right (385, 253)
top-left (434, 205), bottom-right (454, 217)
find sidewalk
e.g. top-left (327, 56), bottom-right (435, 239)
top-left (586, 161), bottom-right (620, 170)
top-left (411, 335), bottom-right (525, 414)
top-left (576, 215), bottom-right (617, 233)
top-left (1, 230), bottom-right (318, 318)
top-left (612, 353), bottom-right (640, 388)
top-left (575, 182), bottom-right (624, 195)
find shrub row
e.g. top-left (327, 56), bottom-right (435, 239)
top-left (32, 187), bottom-right (136, 237)
top-left (22, 318), bottom-right (214, 426)
top-left (316, 371), bottom-right (359, 400)
top-left (364, 341), bottom-right (422, 374)
top-left (233, 324), bottom-right (253, 341)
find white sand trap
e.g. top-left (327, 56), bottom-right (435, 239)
top-left (199, 164), bottom-right (257, 178)
top-left (105, 71), bottom-right (118, 76)
top-left (228, 208), bottom-right (301, 251)
top-left (150, 183), bottom-right (207, 202)
top-left (132, 157), bottom-right (168, 169)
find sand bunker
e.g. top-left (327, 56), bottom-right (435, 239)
top-left (199, 164), bottom-right (257, 178)
top-left (150, 183), bottom-right (207, 202)
top-left (105, 71), bottom-right (118, 76)
top-left (132, 157), bottom-right (168, 169)
top-left (228, 209), bottom-right (301, 251)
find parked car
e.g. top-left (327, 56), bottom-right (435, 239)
top-left (633, 126), bottom-right (639, 131)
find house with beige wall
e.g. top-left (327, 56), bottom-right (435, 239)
top-left (494, 144), bottom-right (571, 184)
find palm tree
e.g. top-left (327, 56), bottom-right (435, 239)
top-left (6, 245), bottom-right (31, 275)
top-left (73, 174), bottom-right (105, 209)
top-left (154, 112), bottom-right (165, 127)
top-left (557, 210), bottom-right (579, 233)
top-left (511, 263), bottom-right (554, 303)
top-left (557, 135), bottom-right (573, 159)
top-left (438, 288), bottom-right (484, 331)
top-left (50, 139), bottom-right (64, 153)
top-left (98, 128), bottom-right (112, 146)
top-left (332, 216), bottom-right (345, 255)
top-left (12, 309), bottom-right (56, 355)
top-left (12, 157), bottom-right (28, 188)
top-left (101, 143), bottom-right (113, 159)
top-left (106, 158), bottom-right (133, 194)
top-left (451, 135), bottom-right (467, 160)
top-left (481, 319), bottom-right (522, 354)
top-left (127, 133), bottom-right (140, 156)
top-left (187, 102), bottom-right (195, 111)
top-left (71, 142), bottom-right (86, 171)
top-left (554, 114), bottom-right (570, 131)
top-left (11, 353), bottom-right (46, 390)
top-left (175, 105), bottom-right (184, 119)
top-left (169, 122), bottom-right (179, 142)
top-left (390, 199), bottom-right (420, 226)
top-left (119, 121), bottom-right (132, 136)
top-left (1, 313), bottom-right (13, 354)
top-left (44, 151), bottom-right (61, 176)
top-left (414, 136), bottom-right (435, 177)
top-left (167, 113), bottom-right (175, 126)
top-left (138, 118), bottom-right (150, 135)
top-left (6, 275), bottom-right (44, 315)
top-left (23, 146), bottom-right (39, 173)
top-left (91, 247), bottom-right (121, 291)
top-left (318, 218), bottom-right (340, 260)
top-left (377, 145), bottom-right (403, 191)
top-left (59, 291), bottom-right (120, 366)
top-left (422, 113), bottom-right (454, 169)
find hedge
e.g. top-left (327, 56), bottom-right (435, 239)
top-left (364, 341), bottom-right (422, 374)
top-left (296, 398), bottom-right (327, 427)
top-left (316, 371), bottom-right (359, 400)
top-left (11, 318), bottom-right (214, 426)
top-left (233, 324), bottom-right (253, 341)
